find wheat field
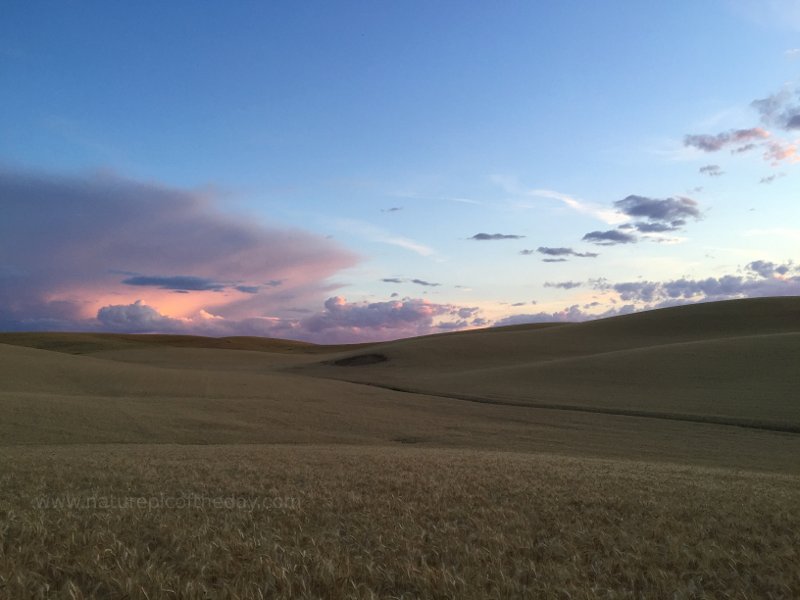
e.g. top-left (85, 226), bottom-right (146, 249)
top-left (1, 297), bottom-right (799, 598)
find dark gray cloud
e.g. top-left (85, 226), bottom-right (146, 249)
top-left (544, 281), bottom-right (582, 289)
top-left (634, 222), bottom-right (681, 233)
top-left (582, 229), bottom-right (637, 245)
top-left (470, 233), bottom-right (525, 240)
top-left (747, 260), bottom-right (791, 278)
top-left (615, 195), bottom-right (701, 223)
top-left (235, 285), bottom-right (261, 294)
top-left (542, 258), bottom-right (568, 263)
top-left (598, 261), bottom-right (800, 304)
top-left (97, 300), bottom-right (183, 333)
top-left (683, 128), bottom-right (769, 152)
top-left (381, 277), bottom-right (441, 287)
top-left (410, 279), bottom-right (441, 287)
top-left (122, 275), bottom-right (227, 292)
top-left (535, 247), bottom-right (599, 258)
top-left (381, 207), bottom-right (403, 213)
top-left (699, 164), bottom-right (724, 177)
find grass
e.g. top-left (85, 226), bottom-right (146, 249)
top-left (2, 445), bottom-right (799, 599)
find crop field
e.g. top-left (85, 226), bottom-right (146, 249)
top-left (1, 298), bottom-right (799, 598)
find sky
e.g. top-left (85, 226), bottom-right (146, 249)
top-left (2, 1), bottom-right (800, 342)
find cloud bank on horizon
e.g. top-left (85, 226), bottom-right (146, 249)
top-left (2, 165), bottom-right (798, 342)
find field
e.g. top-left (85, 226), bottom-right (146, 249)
top-left (1, 297), bottom-right (799, 598)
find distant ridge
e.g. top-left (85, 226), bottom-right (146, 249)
top-left (0, 332), bottom-right (370, 355)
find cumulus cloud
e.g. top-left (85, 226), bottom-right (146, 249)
top-left (0, 167), bottom-right (359, 334)
top-left (699, 164), bottom-right (724, 177)
top-left (582, 229), bottom-right (637, 245)
top-left (96, 300), bottom-right (184, 332)
top-left (615, 195), bottom-right (701, 223)
top-left (88, 295), bottom-right (486, 343)
top-left (296, 297), bottom-right (481, 343)
top-left (606, 195), bottom-right (701, 239)
top-left (470, 233), bottom-right (525, 241)
top-left (493, 304), bottom-right (635, 327)
top-left (596, 260), bottom-right (800, 304)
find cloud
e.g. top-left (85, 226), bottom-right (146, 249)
top-left (544, 281), bottom-right (582, 290)
top-left (493, 304), bottom-right (635, 327)
top-left (699, 164), bottom-right (724, 177)
top-left (634, 222), bottom-right (681, 233)
top-left (763, 140), bottom-right (799, 165)
top-left (614, 195), bottom-right (701, 223)
top-left (96, 300), bottom-right (184, 333)
top-left (295, 296), bottom-right (481, 343)
top-left (542, 258), bottom-right (568, 262)
top-left (381, 277), bottom-right (442, 287)
top-left (0, 167), bottom-right (359, 334)
top-left (752, 87), bottom-right (800, 131)
top-left (683, 128), bottom-right (769, 152)
top-left (381, 207), bottom-right (403, 212)
top-left (759, 172), bottom-right (786, 184)
top-left (682, 85), bottom-right (800, 166)
top-left (336, 218), bottom-right (434, 256)
top-left (410, 279), bottom-right (441, 287)
top-left (746, 259), bottom-right (791, 277)
top-left (121, 275), bottom-right (229, 292)
top-left (535, 246), bottom-right (599, 258)
top-left (88, 295), bottom-right (486, 343)
top-left (470, 233), bottom-right (525, 240)
top-left (597, 260), bottom-right (800, 304)
top-left (582, 229), bottom-right (637, 245)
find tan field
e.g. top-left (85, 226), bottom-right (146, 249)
top-left (1, 297), bottom-right (800, 598)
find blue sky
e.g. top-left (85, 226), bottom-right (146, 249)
top-left (2, 1), bottom-right (800, 341)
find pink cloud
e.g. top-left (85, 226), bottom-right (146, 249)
top-left (763, 140), bottom-right (800, 165)
top-left (92, 296), bottom-right (485, 343)
top-left (0, 168), bottom-right (359, 331)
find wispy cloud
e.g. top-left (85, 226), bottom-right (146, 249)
top-left (491, 176), bottom-right (626, 225)
top-left (381, 277), bottom-right (441, 287)
top-left (336, 218), bottom-right (434, 256)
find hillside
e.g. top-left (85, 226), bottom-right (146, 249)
top-left (301, 297), bottom-right (800, 432)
